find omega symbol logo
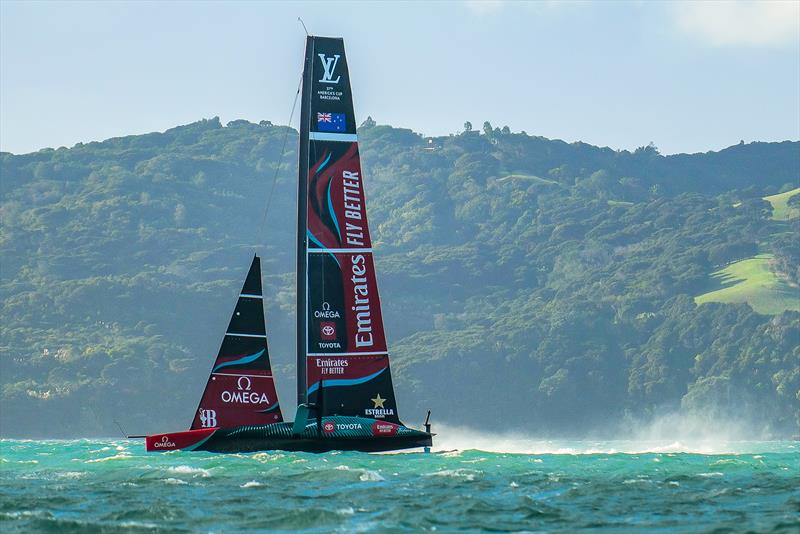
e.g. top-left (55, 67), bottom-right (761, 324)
top-left (237, 376), bottom-right (252, 391)
top-left (161, 436), bottom-right (169, 443)
top-left (318, 54), bottom-right (341, 84)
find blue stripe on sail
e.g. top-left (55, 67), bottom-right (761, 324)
top-left (317, 152), bottom-right (332, 173)
top-left (327, 179), bottom-right (342, 242)
top-left (307, 367), bottom-right (386, 395)
top-left (257, 403), bottom-right (281, 414)
top-left (212, 349), bottom-right (265, 372)
top-left (307, 230), bottom-right (325, 249)
top-left (307, 230), bottom-right (340, 267)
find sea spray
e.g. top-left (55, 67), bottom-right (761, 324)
top-left (429, 421), bottom-right (787, 455)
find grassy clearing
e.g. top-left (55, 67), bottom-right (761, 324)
top-left (497, 173), bottom-right (560, 186)
top-left (695, 254), bottom-right (799, 315)
top-left (763, 187), bottom-right (800, 220)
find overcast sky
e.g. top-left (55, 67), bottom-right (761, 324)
top-left (1, 0), bottom-right (798, 155)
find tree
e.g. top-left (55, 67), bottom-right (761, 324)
top-left (463, 121), bottom-right (472, 132)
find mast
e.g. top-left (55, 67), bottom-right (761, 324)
top-left (297, 36), bottom-right (405, 425)
top-left (297, 36), bottom-right (314, 406)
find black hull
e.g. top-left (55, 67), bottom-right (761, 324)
top-left (198, 434), bottom-right (432, 454)
top-left (144, 417), bottom-right (433, 454)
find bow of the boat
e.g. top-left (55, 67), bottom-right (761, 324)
top-left (144, 427), bottom-right (218, 452)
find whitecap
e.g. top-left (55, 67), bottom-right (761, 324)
top-left (167, 465), bottom-right (211, 477)
top-left (426, 469), bottom-right (479, 481)
top-left (336, 507), bottom-right (355, 516)
top-left (119, 521), bottom-right (159, 529)
top-left (251, 452), bottom-right (284, 463)
top-left (510, 481), bottom-right (519, 488)
top-left (163, 478), bottom-right (188, 485)
top-left (358, 470), bottom-right (384, 482)
top-left (241, 480), bottom-right (263, 488)
top-left (85, 453), bottom-right (131, 463)
top-left (56, 471), bottom-right (86, 479)
top-left (698, 472), bottom-right (724, 478)
top-left (16, 460), bottom-right (38, 464)
top-left (335, 465), bottom-right (350, 471)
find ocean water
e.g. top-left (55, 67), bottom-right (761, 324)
top-left (1, 437), bottom-right (797, 533)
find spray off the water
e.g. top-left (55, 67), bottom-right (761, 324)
top-left (431, 411), bottom-right (779, 455)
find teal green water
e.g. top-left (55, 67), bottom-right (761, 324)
top-left (1, 439), bottom-right (797, 532)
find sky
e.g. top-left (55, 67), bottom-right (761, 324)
top-left (1, 0), bottom-right (798, 155)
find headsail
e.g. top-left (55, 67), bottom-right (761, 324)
top-left (191, 255), bottom-right (283, 429)
top-left (297, 36), bottom-right (402, 425)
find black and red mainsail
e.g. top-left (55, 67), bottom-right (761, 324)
top-left (297, 36), bottom-right (402, 425)
top-left (191, 255), bottom-right (283, 429)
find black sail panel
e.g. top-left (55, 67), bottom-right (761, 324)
top-left (298, 36), bottom-right (402, 425)
top-left (191, 255), bottom-right (284, 429)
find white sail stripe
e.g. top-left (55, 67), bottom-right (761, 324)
top-left (239, 293), bottom-right (262, 299)
top-left (307, 351), bottom-right (389, 357)
top-left (225, 332), bottom-right (267, 338)
top-left (212, 372), bottom-right (273, 378)
top-left (307, 248), bottom-right (373, 254)
top-left (309, 132), bottom-right (358, 142)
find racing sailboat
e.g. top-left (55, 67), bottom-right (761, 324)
top-left (140, 36), bottom-right (433, 453)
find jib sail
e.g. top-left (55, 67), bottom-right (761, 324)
top-left (191, 255), bottom-right (283, 429)
top-left (297, 36), bottom-right (402, 425)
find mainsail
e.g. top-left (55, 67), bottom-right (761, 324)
top-left (297, 36), bottom-right (402, 425)
top-left (191, 255), bottom-right (283, 429)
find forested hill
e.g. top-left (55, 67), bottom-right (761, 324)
top-left (1, 118), bottom-right (798, 438)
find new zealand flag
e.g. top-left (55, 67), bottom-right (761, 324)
top-left (317, 112), bottom-right (346, 132)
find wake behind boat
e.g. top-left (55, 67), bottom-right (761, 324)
top-left (137, 36), bottom-right (433, 453)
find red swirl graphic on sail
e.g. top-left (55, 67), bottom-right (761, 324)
top-left (307, 142), bottom-right (373, 250)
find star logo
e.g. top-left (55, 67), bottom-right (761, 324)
top-left (371, 394), bottom-right (386, 409)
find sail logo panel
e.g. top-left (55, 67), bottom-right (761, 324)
top-left (190, 256), bottom-right (284, 429)
top-left (307, 252), bottom-right (387, 354)
top-left (307, 354), bottom-right (401, 425)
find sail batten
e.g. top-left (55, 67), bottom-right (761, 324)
top-left (297, 36), bottom-right (403, 425)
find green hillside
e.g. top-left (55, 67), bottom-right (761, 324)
top-left (1, 119), bottom-right (798, 437)
top-left (763, 187), bottom-right (800, 220)
top-left (695, 254), bottom-right (799, 315)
